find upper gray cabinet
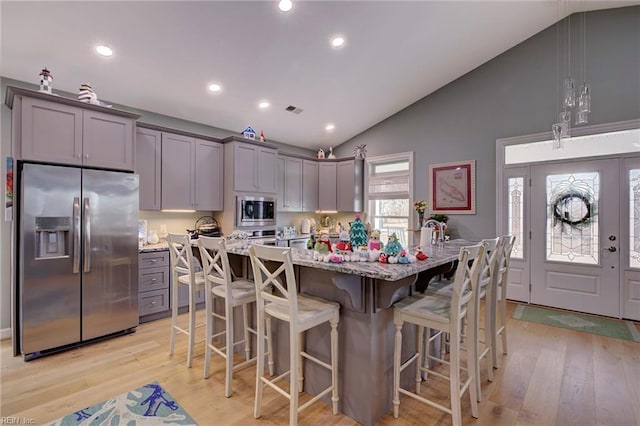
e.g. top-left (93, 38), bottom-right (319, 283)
top-left (277, 155), bottom-right (303, 212)
top-left (6, 87), bottom-right (138, 171)
top-left (318, 162), bottom-right (338, 211)
top-left (302, 160), bottom-right (319, 212)
top-left (337, 159), bottom-right (357, 212)
top-left (135, 127), bottom-right (162, 210)
top-left (231, 142), bottom-right (277, 194)
top-left (317, 159), bottom-right (363, 212)
top-left (161, 132), bottom-right (223, 211)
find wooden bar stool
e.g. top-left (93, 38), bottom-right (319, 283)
top-left (248, 245), bottom-right (340, 426)
top-left (197, 236), bottom-right (273, 397)
top-left (422, 237), bottom-right (500, 401)
top-left (167, 233), bottom-right (206, 367)
top-left (491, 234), bottom-right (516, 368)
top-left (392, 242), bottom-right (485, 426)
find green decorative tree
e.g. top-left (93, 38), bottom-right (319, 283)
top-left (349, 214), bottom-right (368, 249)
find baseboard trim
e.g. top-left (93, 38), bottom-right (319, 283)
top-left (1, 327), bottom-right (12, 341)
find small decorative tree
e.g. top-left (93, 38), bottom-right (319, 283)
top-left (349, 214), bottom-right (368, 249)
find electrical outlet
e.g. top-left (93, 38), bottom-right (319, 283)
top-left (160, 224), bottom-right (167, 234)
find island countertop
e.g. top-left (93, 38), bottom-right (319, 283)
top-left (225, 239), bottom-right (470, 281)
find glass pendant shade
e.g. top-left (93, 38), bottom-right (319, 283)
top-left (578, 83), bottom-right (591, 112)
top-left (559, 110), bottom-right (571, 137)
top-left (576, 110), bottom-right (589, 125)
top-left (552, 123), bottom-right (564, 149)
top-left (563, 77), bottom-right (576, 108)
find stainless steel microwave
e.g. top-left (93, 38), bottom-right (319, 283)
top-left (236, 196), bottom-right (276, 227)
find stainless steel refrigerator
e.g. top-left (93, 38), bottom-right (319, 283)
top-left (16, 162), bottom-right (139, 360)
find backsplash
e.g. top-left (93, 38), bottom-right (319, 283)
top-left (139, 211), bottom-right (205, 241)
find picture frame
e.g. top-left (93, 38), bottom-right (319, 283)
top-left (429, 160), bottom-right (476, 214)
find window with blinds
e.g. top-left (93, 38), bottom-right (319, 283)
top-left (366, 154), bottom-right (412, 247)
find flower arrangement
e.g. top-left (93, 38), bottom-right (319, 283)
top-left (413, 200), bottom-right (428, 213)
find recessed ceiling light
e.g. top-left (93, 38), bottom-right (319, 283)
top-left (330, 36), bottom-right (345, 48)
top-left (259, 101), bottom-right (271, 109)
top-left (279, 0), bottom-right (293, 12)
top-left (96, 45), bottom-right (113, 57)
top-left (208, 83), bottom-right (222, 93)
top-left (325, 123), bottom-right (335, 132)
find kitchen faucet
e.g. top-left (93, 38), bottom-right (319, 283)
top-left (422, 219), bottom-right (447, 243)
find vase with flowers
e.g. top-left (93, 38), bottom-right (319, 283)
top-left (413, 200), bottom-right (428, 227)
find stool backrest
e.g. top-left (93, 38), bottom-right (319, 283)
top-left (450, 242), bottom-right (486, 325)
top-left (479, 237), bottom-right (500, 294)
top-left (197, 236), bottom-right (233, 297)
top-left (248, 245), bottom-right (299, 319)
top-left (167, 233), bottom-right (196, 283)
top-left (497, 235), bottom-right (517, 298)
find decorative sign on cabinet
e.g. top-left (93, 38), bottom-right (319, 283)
top-left (5, 85), bottom-right (139, 171)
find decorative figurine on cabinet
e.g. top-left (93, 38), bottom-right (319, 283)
top-left (39, 67), bottom-right (53, 94)
top-left (327, 147), bottom-right (336, 159)
top-left (242, 126), bottom-right (257, 140)
top-left (260, 130), bottom-right (266, 142)
top-left (78, 83), bottom-right (96, 104)
top-left (353, 144), bottom-right (367, 159)
top-left (317, 148), bottom-right (325, 159)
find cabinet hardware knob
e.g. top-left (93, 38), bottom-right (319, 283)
top-left (151, 301), bottom-right (157, 305)
top-left (151, 277), bottom-right (157, 281)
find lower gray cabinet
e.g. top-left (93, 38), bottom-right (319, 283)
top-left (138, 251), bottom-right (170, 321)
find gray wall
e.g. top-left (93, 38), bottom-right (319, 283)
top-left (335, 6), bottom-right (640, 240)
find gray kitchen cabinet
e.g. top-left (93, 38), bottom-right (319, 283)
top-left (161, 132), bottom-right (223, 211)
top-left (277, 155), bottom-right (303, 211)
top-left (178, 284), bottom-right (206, 309)
top-left (194, 139), bottom-right (224, 211)
top-left (337, 159), bottom-right (356, 212)
top-left (135, 127), bottom-right (162, 210)
top-left (302, 160), bottom-right (319, 212)
top-left (139, 251), bottom-right (171, 321)
top-left (232, 142), bottom-right (277, 193)
top-left (318, 162), bottom-right (337, 211)
top-left (16, 91), bottom-right (135, 170)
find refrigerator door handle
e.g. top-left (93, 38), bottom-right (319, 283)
top-left (73, 197), bottom-right (81, 274)
top-left (83, 197), bottom-right (91, 273)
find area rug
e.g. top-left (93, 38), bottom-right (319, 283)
top-left (513, 304), bottom-right (640, 343)
top-left (48, 382), bottom-right (197, 425)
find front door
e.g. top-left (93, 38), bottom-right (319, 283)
top-left (530, 158), bottom-right (620, 317)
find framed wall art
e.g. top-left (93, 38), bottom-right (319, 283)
top-left (429, 160), bottom-right (476, 214)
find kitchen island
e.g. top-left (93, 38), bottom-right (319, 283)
top-left (225, 239), bottom-right (469, 426)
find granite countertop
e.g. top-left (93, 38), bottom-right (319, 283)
top-left (226, 239), bottom-right (471, 281)
top-left (139, 237), bottom-right (471, 282)
top-left (276, 234), bottom-right (311, 241)
top-left (139, 242), bottom-right (169, 253)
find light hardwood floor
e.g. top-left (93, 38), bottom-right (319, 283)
top-left (1, 302), bottom-right (638, 426)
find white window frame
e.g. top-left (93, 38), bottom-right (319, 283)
top-left (365, 152), bottom-right (414, 245)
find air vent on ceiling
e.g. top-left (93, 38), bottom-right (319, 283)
top-left (285, 105), bottom-right (303, 114)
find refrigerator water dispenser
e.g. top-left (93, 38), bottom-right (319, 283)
top-left (35, 216), bottom-right (70, 259)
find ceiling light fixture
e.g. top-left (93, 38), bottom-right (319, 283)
top-left (96, 45), bottom-right (113, 57)
top-left (208, 83), bottom-right (222, 93)
top-left (325, 124), bottom-right (335, 132)
top-left (330, 36), bottom-right (345, 48)
top-left (279, 0), bottom-right (293, 12)
top-left (259, 101), bottom-right (271, 109)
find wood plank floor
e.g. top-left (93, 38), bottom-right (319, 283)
top-left (1, 302), bottom-right (638, 425)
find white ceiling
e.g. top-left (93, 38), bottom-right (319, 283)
top-left (2, 1), bottom-right (638, 150)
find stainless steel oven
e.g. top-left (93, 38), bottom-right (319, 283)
top-left (236, 196), bottom-right (276, 227)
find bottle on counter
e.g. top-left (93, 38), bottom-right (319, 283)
top-left (307, 233), bottom-right (316, 249)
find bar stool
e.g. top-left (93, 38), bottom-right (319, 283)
top-left (198, 236), bottom-right (273, 397)
top-left (392, 242), bottom-right (485, 426)
top-left (248, 245), bottom-right (340, 426)
top-left (167, 233), bottom-right (206, 368)
top-left (422, 237), bottom-right (500, 401)
top-left (491, 235), bottom-right (516, 368)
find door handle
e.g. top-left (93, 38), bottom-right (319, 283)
top-left (72, 197), bottom-right (81, 274)
top-left (83, 197), bottom-right (91, 272)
